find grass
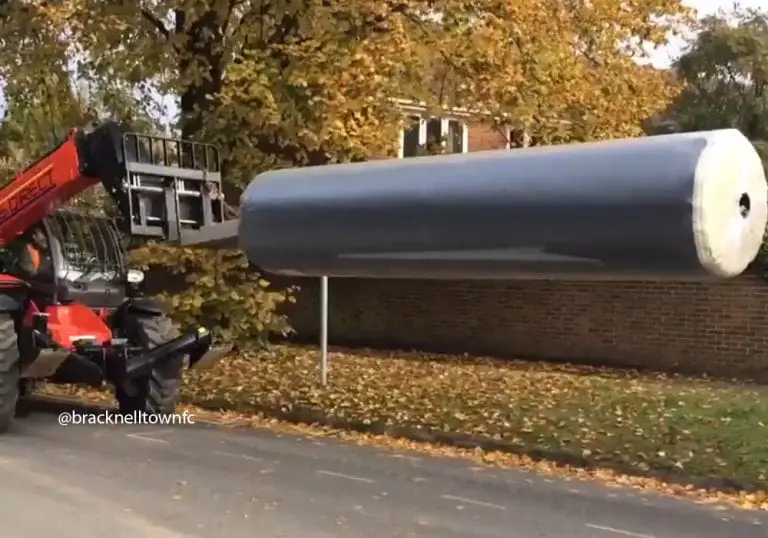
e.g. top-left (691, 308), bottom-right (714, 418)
top-left (41, 344), bottom-right (768, 492)
top-left (173, 345), bottom-right (768, 487)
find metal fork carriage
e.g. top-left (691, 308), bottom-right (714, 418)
top-left (119, 132), bottom-right (226, 242)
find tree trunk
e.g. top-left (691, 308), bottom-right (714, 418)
top-left (176, 9), bottom-right (223, 141)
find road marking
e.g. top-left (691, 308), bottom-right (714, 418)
top-left (213, 450), bottom-right (263, 462)
top-left (375, 453), bottom-right (419, 460)
top-left (585, 523), bottom-right (656, 538)
top-left (388, 454), bottom-right (421, 462)
top-left (125, 430), bottom-right (174, 444)
top-left (316, 470), bottom-right (376, 483)
top-left (440, 494), bottom-right (506, 510)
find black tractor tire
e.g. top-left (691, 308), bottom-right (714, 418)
top-left (0, 313), bottom-right (20, 433)
top-left (115, 313), bottom-right (185, 416)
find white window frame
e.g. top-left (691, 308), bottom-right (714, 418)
top-left (504, 124), bottom-right (532, 149)
top-left (396, 111), bottom-right (470, 158)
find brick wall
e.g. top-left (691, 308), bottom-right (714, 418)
top-left (275, 272), bottom-right (768, 381)
top-left (468, 123), bottom-right (508, 151)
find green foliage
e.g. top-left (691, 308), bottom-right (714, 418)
top-left (658, 6), bottom-right (768, 140)
top-left (129, 244), bottom-right (297, 347)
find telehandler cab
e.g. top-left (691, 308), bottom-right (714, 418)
top-left (0, 120), bottom-right (232, 433)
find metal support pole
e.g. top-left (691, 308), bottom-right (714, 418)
top-left (320, 276), bottom-right (328, 385)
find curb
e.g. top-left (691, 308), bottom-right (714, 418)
top-left (32, 392), bottom-right (767, 495)
top-left (187, 396), bottom-right (768, 495)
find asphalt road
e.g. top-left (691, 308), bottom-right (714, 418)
top-left (1, 402), bottom-right (767, 538)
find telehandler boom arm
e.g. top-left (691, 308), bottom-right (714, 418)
top-left (0, 121), bottom-right (228, 247)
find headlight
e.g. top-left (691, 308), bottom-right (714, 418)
top-left (127, 269), bottom-right (145, 283)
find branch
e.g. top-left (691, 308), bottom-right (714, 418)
top-left (405, 11), bottom-right (474, 81)
top-left (142, 9), bottom-right (169, 39)
top-left (358, 1), bottom-right (409, 34)
top-left (236, 0), bottom-right (268, 32)
top-left (234, 0), bottom-right (271, 55)
top-left (267, 12), bottom-right (300, 45)
top-left (221, 0), bottom-right (244, 35)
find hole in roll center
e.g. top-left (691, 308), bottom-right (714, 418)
top-left (739, 192), bottom-right (751, 218)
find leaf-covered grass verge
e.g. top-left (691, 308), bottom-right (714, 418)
top-left (42, 344), bottom-right (768, 493)
top-left (176, 345), bottom-right (768, 488)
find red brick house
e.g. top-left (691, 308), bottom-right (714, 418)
top-left (392, 98), bottom-right (512, 157)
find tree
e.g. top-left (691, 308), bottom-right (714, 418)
top-left (0, 71), bottom-right (162, 214)
top-left (650, 5), bottom-right (768, 165)
top-left (0, 0), bottom-right (694, 345)
top-left (1, 0), bottom-right (693, 188)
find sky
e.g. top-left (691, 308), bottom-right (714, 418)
top-left (648, 0), bottom-right (766, 67)
top-left (0, 0), bottom-right (765, 123)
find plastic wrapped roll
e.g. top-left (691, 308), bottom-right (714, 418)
top-left (238, 128), bottom-right (767, 280)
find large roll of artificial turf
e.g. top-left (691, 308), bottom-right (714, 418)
top-left (238, 128), bottom-right (767, 281)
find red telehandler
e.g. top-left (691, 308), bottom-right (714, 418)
top-left (0, 120), bottom-right (232, 433)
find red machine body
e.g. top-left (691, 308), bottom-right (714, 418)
top-left (0, 135), bottom-right (97, 248)
top-left (0, 121), bottom-right (226, 354)
top-left (22, 303), bottom-right (113, 349)
top-left (0, 131), bottom-right (112, 349)
top-left (0, 120), bottom-right (230, 434)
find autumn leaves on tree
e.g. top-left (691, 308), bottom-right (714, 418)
top-left (0, 0), bottom-right (694, 342)
top-left (2, 0), bottom-right (692, 176)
